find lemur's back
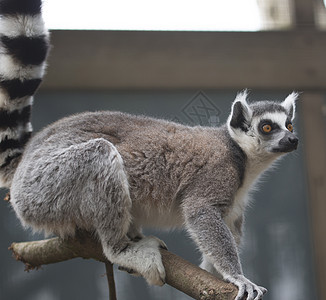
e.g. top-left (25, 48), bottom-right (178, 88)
top-left (22, 111), bottom-right (245, 213)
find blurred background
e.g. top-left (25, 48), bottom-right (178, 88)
top-left (1, 0), bottom-right (326, 299)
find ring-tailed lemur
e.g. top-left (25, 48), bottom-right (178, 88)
top-left (0, 1), bottom-right (299, 299)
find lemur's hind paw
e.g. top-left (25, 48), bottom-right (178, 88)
top-left (224, 274), bottom-right (267, 300)
top-left (108, 236), bottom-right (166, 286)
top-left (134, 236), bottom-right (166, 286)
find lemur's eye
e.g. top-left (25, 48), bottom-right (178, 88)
top-left (287, 123), bottom-right (294, 132)
top-left (262, 124), bottom-right (272, 133)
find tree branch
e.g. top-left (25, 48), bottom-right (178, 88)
top-left (9, 232), bottom-right (237, 299)
top-left (105, 261), bottom-right (117, 300)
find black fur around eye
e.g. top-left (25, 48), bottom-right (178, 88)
top-left (259, 120), bottom-right (278, 135)
top-left (287, 123), bottom-right (294, 132)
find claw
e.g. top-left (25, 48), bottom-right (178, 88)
top-left (149, 235), bottom-right (168, 250)
top-left (159, 244), bottom-right (168, 250)
top-left (225, 274), bottom-right (267, 300)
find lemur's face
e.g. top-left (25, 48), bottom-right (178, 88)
top-left (227, 91), bottom-right (299, 157)
top-left (250, 111), bottom-right (298, 154)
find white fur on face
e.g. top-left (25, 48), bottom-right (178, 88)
top-left (253, 112), bottom-right (289, 131)
top-left (229, 110), bottom-right (292, 160)
top-left (251, 111), bottom-right (293, 154)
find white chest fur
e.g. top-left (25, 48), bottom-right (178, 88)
top-left (224, 177), bottom-right (252, 232)
top-left (224, 157), bottom-right (274, 235)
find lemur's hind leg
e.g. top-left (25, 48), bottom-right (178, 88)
top-left (83, 139), bottom-right (166, 285)
top-left (11, 138), bottom-right (165, 285)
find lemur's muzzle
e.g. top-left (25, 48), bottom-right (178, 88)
top-left (276, 133), bottom-right (299, 153)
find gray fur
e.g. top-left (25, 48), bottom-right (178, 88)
top-left (251, 101), bottom-right (287, 117)
top-left (1, 1), bottom-right (300, 299)
top-left (10, 94), bottom-right (298, 299)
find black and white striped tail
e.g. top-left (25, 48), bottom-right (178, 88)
top-left (0, 0), bottom-right (49, 187)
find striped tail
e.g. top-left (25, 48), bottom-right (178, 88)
top-left (0, 0), bottom-right (49, 188)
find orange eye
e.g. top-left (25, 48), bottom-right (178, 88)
top-left (262, 124), bottom-right (272, 133)
top-left (287, 123), bottom-right (294, 132)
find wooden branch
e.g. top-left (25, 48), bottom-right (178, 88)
top-left (105, 261), bottom-right (117, 300)
top-left (9, 232), bottom-right (238, 299)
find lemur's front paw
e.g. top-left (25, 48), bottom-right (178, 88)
top-left (224, 274), bottom-right (267, 300)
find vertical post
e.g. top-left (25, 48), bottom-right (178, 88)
top-left (301, 93), bottom-right (326, 300)
top-left (293, 0), bottom-right (316, 28)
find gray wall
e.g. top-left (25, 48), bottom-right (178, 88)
top-left (0, 90), bottom-right (317, 300)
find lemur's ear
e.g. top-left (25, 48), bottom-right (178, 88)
top-left (228, 90), bottom-right (252, 132)
top-left (282, 92), bottom-right (299, 121)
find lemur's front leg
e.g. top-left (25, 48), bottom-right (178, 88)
top-left (183, 200), bottom-right (267, 300)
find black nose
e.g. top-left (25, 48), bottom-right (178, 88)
top-left (288, 136), bottom-right (298, 147)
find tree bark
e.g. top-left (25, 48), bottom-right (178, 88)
top-left (9, 232), bottom-right (238, 300)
